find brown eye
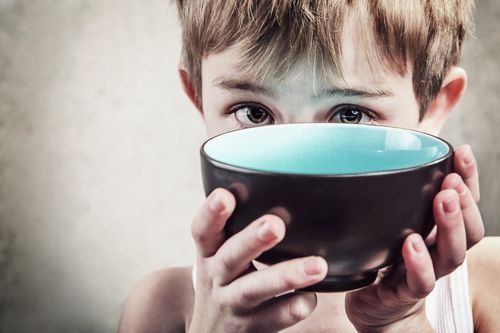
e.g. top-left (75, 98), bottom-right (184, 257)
top-left (233, 104), bottom-right (274, 127)
top-left (329, 105), bottom-right (373, 124)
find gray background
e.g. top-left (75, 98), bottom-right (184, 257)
top-left (0, 0), bottom-right (498, 332)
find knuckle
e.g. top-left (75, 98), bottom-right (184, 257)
top-left (443, 253), bottom-right (465, 273)
top-left (413, 289), bottom-right (430, 299)
top-left (279, 273), bottom-right (298, 292)
top-left (412, 290), bottom-right (427, 299)
top-left (218, 253), bottom-right (237, 277)
top-left (216, 288), bottom-right (236, 313)
top-left (438, 266), bottom-right (453, 278)
top-left (191, 222), bottom-right (206, 243)
top-left (414, 281), bottom-right (435, 299)
top-left (468, 227), bottom-right (485, 248)
top-left (288, 296), bottom-right (311, 322)
top-left (244, 236), bottom-right (264, 256)
top-left (237, 284), bottom-right (258, 306)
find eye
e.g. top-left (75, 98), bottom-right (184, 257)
top-left (231, 103), bottom-right (274, 127)
top-left (329, 105), bottom-right (374, 124)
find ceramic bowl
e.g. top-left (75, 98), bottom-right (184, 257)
top-left (200, 123), bottom-right (453, 291)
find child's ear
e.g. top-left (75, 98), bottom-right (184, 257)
top-left (417, 67), bottom-right (467, 136)
top-left (178, 63), bottom-right (203, 116)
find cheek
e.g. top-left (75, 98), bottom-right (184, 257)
top-left (204, 117), bottom-right (233, 138)
top-left (379, 95), bottom-right (421, 130)
top-left (202, 103), bottom-right (239, 138)
top-left (200, 91), bottom-right (225, 137)
top-left (387, 110), bottom-right (420, 130)
top-left (400, 104), bottom-right (420, 129)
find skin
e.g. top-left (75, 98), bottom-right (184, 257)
top-left (118, 35), bottom-right (500, 333)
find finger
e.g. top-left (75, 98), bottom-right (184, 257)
top-left (431, 189), bottom-right (467, 278)
top-left (399, 233), bottom-right (435, 301)
top-left (453, 145), bottom-right (480, 202)
top-left (191, 188), bottom-right (236, 258)
top-left (224, 256), bottom-right (327, 310)
top-left (249, 292), bottom-right (317, 332)
top-left (441, 173), bottom-right (485, 248)
top-left (213, 214), bottom-right (285, 285)
top-left (424, 225), bottom-right (437, 247)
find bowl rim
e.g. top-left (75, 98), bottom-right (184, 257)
top-left (200, 123), bottom-right (454, 177)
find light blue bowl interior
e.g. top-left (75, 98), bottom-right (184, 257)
top-left (203, 124), bottom-right (450, 175)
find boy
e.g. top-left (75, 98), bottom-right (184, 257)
top-left (119, 1), bottom-right (500, 332)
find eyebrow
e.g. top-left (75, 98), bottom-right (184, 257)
top-left (214, 78), bottom-right (275, 98)
top-left (313, 87), bottom-right (393, 99)
top-left (213, 77), bottom-right (393, 99)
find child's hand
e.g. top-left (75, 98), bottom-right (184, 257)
top-left (188, 189), bottom-right (327, 333)
top-left (345, 145), bottom-right (485, 332)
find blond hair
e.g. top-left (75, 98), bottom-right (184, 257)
top-left (176, 0), bottom-right (474, 118)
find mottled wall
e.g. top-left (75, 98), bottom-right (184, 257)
top-left (0, 1), bottom-right (203, 331)
top-left (0, 1), bottom-right (498, 332)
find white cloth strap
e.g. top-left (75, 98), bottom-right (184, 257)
top-left (425, 258), bottom-right (474, 333)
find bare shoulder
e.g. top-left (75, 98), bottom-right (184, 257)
top-left (467, 236), bottom-right (500, 333)
top-left (118, 266), bottom-right (194, 333)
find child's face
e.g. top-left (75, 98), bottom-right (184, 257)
top-left (199, 41), bottom-right (424, 138)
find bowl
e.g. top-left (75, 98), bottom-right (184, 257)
top-left (200, 123), bottom-right (453, 292)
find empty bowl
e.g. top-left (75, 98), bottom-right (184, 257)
top-left (200, 123), bottom-right (453, 292)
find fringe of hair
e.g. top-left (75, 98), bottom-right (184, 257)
top-left (177, 0), bottom-right (474, 118)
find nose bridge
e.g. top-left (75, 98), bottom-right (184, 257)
top-left (275, 90), bottom-right (311, 123)
top-left (277, 97), bottom-right (322, 124)
top-left (287, 112), bottom-right (318, 123)
top-left (276, 102), bottom-right (303, 123)
top-left (273, 74), bottom-right (327, 123)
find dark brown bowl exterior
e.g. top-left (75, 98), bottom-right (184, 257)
top-left (200, 144), bottom-right (454, 292)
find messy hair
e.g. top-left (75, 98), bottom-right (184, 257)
top-left (176, 0), bottom-right (474, 118)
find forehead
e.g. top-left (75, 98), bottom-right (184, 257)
top-left (203, 13), bottom-right (409, 94)
top-left (202, 43), bottom-right (397, 96)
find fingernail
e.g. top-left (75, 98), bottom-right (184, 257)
top-left (463, 155), bottom-right (473, 166)
top-left (442, 194), bottom-right (458, 214)
top-left (463, 146), bottom-right (474, 166)
top-left (209, 193), bottom-right (225, 213)
top-left (303, 257), bottom-right (325, 276)
top-left (257, 221), bottom-right (277, 242)
top-left (411, 237), bottom-right (425, 253)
